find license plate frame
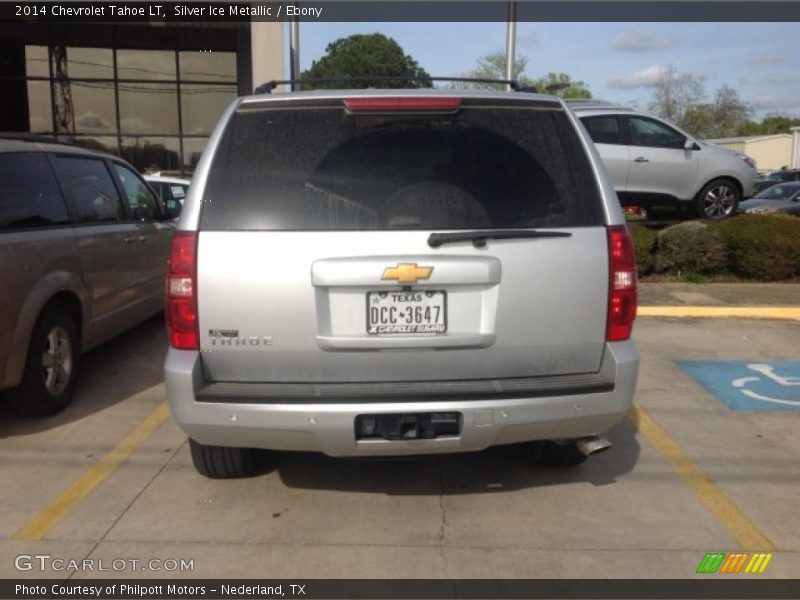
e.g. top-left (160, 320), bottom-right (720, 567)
top-left (366, 290), bottom-right (447, 335)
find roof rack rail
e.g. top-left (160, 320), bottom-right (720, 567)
top-left (0, 132), bottom-right (81, 146)
top-left (254, 76), bottom-right (538, 95)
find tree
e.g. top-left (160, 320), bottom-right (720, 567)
top-left (454, 52), bottom-right (534, 89)
top-left (648, 65), bottom-right (705, 126)
top-left (532, 72), bottom-right (592, 99)
top-left (456, 52), bottom-right (592, 98)
top-left (681, 85), bottom-right (751, 138)
top-left (300, 34), bottom-right (431, 89)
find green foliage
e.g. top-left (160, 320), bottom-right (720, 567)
top-left (628, 224), bottom-right (658, 275)
top-left (737, 113), bottom-right (800, 137)
top-left (714, 215), bottom-right (800, 281)
top-left (680, 271), bottom-right (708, 284)
top-left (300, 34), bottom-right (432, 89)
top-left (456, 53), bottom-right (591, 97)
top-left (647, 66), bottom-right (753, 139)
top-left (453, 52), bottom-right (533, 90)
top-left (653, 221), bottom-right (729, 274)
top-left (531, 72), bottom-right (592, 99)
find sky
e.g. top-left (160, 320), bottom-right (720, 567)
top-left (295, 21), bottom-right (800, 119)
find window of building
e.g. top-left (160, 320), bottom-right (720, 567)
top-left (16, 44), bottom-right (235, 176)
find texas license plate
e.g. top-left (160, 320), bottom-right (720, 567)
top-left (367, 291), bottom-right (447, 334)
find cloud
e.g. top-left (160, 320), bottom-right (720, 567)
top-left (749, 94), bottom-right (800, 110)
top-left (607, 65), bottom-right (667, 89)
top-left (751, 52), bottom-right (786, 66)
top-left (517, 32), bottom-right (541, 48)
top-left (741, 74), bottom-right (794, 87)
top-left (76, 110), bottom-right (112, 132)
top-left (612, 30), bottom-right (675, 52)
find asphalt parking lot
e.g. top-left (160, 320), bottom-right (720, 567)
top-left (1, 283), bottom-right (798, 580)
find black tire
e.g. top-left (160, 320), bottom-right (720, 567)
top-left (529, 440), bottom-right (588, 468)
top-left (189, 438), bottom-right (260, 478)
top-left (694, 179), bottom-right (740, 220)
top-left (13, 306), bottom-right (80, 416)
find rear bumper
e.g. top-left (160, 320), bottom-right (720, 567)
top-left (165, 342), bottom-right (638, 457)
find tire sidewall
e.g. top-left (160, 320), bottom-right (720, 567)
top-left (21, 307), bottom-right (81, 415)
top-left (696, 179), bottom-right (741, 220)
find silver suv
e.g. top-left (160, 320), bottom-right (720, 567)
top-left (570, 102), bottom-right (757, 219)
top-left (164, 89), bottom-right (640, 478)
top-left (0, 138), bottom-right (178, 415)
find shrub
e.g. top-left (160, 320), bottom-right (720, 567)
top-left (653, 221), bottom-right (728, 274)
top-left (714, 214), bottom-right (800, 281)
top-left (628, 224), bottom-right (657, 275)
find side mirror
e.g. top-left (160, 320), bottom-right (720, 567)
top-left (164, 199), bottom-right (182, 220)
top-left (684, 140), bottom-right (701, 151)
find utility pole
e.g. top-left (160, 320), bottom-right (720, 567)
top-left (289, 4), bottom-right (300, 90)
top-left (505, 1), bottom-right (516, 90)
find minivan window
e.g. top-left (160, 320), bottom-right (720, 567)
top-left (114, 163), bottom-right (160, 221)
top-left (0, 152), bottom-right (69, 230)
top-left (581, 116), bottom-right (622, 145)
top-left (201, 104), bottom-right (604, 230)
top-left (53, 156), bottom-right (125, 223)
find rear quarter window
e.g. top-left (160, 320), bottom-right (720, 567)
top-left (0, 152), bottom-right (69, 230)
top-left (200, 103), bottom-right (604, 231)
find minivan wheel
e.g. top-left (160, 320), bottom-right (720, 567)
top-left (15, 307), bottom-right (80, 416)
top-left (695, 179), bottom-right (740, 220)
top-left (189, 439), bottom-right (260, 478)
top-left (529, 440), bottom-right (588, 468)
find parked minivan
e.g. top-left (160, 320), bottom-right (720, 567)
top-left (0, 138), bottom-right (179, 415)
top-left (164, 88), bottom-right (640, 478)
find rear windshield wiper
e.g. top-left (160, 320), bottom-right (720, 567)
top-left (427, 229), bottom-right (572, 248)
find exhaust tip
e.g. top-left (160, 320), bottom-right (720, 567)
top-left (575, 436), bottom-right (612, 457)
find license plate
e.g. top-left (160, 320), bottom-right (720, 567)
top-left (367, 290), bottom-right (447, 334)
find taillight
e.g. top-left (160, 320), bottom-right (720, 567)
top-left (606, 225), bottom-right (637, 341)
top-left (166, 231), bottom-right (199, 350)
top-left (344, 97), bottom-right (462, 112)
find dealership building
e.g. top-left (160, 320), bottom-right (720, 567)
top-left (0, 21), bottom-right (284, 173)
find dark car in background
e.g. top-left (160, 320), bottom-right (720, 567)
top-left (752, 169), bottom-right (800, 195)
top-left (738, 182), bottom-right (800, 216)
top-left (0, 138), bottom-right (180, 415)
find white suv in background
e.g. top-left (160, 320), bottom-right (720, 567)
top-left (570, 102), bottom-right (757, 219)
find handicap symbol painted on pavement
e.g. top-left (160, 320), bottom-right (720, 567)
top-left (676, 360), bottom-right (800, 411)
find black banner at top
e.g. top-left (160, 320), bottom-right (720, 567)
top-left (2, 1), bottom-right (800, 22)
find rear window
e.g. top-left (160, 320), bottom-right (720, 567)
top-left (200, 103), bottom-right (604, 230)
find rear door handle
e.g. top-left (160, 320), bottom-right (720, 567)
top-left (633, 156), bottom-right (650, 163)
top-left (123, 236), bottom-right (138, 244)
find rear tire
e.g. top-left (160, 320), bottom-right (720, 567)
top-left (189, 438), bottom-right (260, 478)
top-left (529, 440), bottom-right (588, 468)
top-left (694, 179), bottom-right (740, 220)
top-left (13, 306), bottom-right (80, 416)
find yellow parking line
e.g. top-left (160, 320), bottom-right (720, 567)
top-left (638, 306), bottom-right (800, 320)
top-left (629, 406), bottom-right (777, 552)
top-left (14, 400), bottom-right (170, 541)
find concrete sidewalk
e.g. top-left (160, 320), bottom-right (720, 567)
top-left (639, 283), bottom-right (800, 307)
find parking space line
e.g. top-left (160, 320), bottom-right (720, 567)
top-left (629, 406), bottom-right (777, 551)
top-left (638, 306), bottom-right (800, 320)
top-left (14, 400), bottom-right (170, 541)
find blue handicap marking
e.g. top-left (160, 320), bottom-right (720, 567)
top-left (676, 360), bottom-right (800, 411)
